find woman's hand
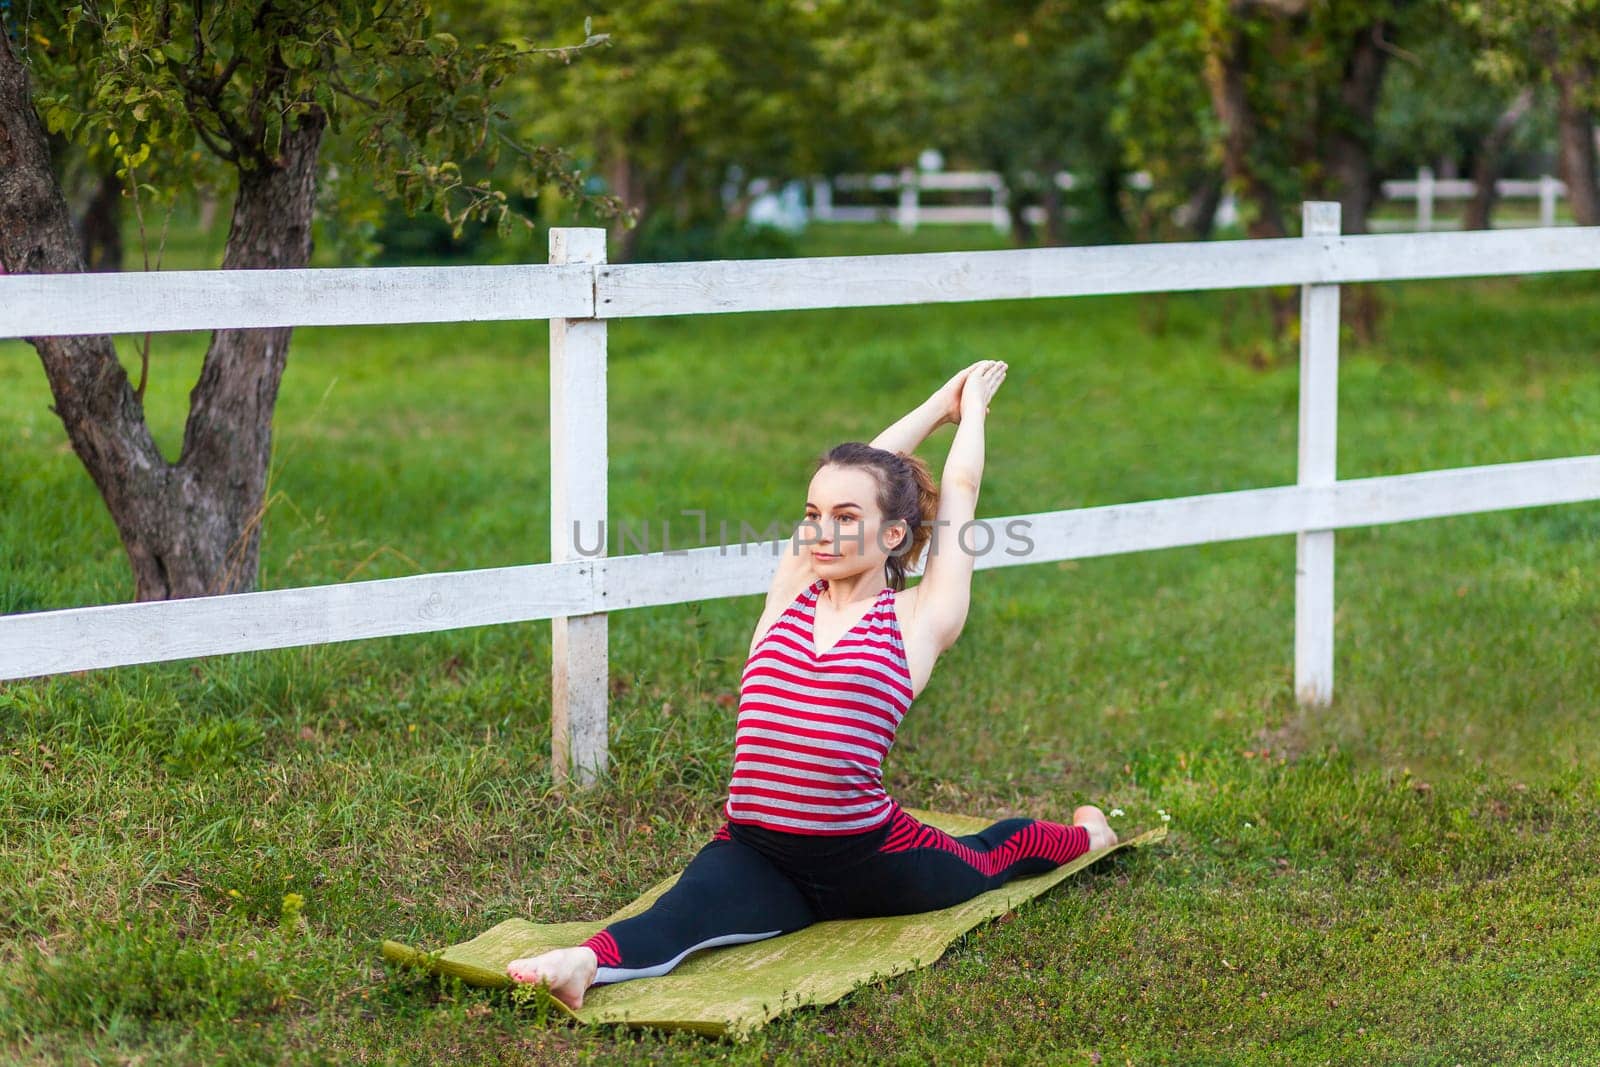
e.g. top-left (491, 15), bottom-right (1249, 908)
top-left (958, 359), bottom-right (1008, 422)
top-left (931, 363), bottom-right (980, 426)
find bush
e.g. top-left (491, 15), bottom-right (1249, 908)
top-left (630, 213), bottom-right (799, 263)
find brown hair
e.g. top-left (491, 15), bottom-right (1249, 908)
top-left (813, 442), bottom-right (939, 591)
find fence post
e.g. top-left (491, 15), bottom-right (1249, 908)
top-left (1540, 174), bottom-right (1558, 227)
top-left (811, 177), bottom-right (833, 222)
top-left (549, 227), bottom-right (610, 788)
top-left (898, 167), bottom-right (919, 232)
top-left (1417, 166), bottom-right (1434, 231)
top-left (991, 174), bottom-right (1010, 233)
top-left (1296, 202), bottom-right (1340, 707)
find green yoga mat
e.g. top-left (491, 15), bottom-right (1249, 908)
top-left (382, 809), bottom-right (1166, 1039)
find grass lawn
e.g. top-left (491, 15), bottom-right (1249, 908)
top-left (1, 216), bottom-right (1597, 1064)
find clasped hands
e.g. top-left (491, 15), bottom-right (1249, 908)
top-left (931, 359), bottom-right (1010, 426)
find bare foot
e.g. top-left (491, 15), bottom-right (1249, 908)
top-left (1073, 805), bottom-right (1118, 851)
top-left (506, 946), bottom-right (598, 1010)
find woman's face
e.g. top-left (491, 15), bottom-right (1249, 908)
top-left (803, 465), bottom-right (905, 578)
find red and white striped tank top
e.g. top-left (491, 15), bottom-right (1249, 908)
top-left (724, 576), bottom-right (915, 835)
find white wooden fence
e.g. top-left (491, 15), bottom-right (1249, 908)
top-left (811, 168), bottom-right (1161, 233)
top-left (806, 164), bottom-right (1576, 235)
top-left (1377, 167), bottom-right (1568, 231)
top-left (4, 203), bottom-right (1599, 789)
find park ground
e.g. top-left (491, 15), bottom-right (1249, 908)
top-left (1, 217), bottom-right (1597, 1064)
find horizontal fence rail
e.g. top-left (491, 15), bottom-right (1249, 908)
top-left (1380, 167), bottom-right (1568, 231)
top-left (594, 227), bottom-right (1600, 318)
top-left (6, 227), bottom-right (1600, 338)
top-left (3, 206), bottom-right (1598, 787)
top-left (3, 455), bottom-right (1596, 676)
top-left (0, 262), bottom-right (594, 338)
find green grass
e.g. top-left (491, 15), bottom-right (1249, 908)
top-left (1, 216), bottom-right (1598, 1064)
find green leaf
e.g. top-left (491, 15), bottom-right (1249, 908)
top-left (264, 110), bottom-right (283, 160)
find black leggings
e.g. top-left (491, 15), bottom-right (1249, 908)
top-left (578, 799), bottom-right (1091, 984)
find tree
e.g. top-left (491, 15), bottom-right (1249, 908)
top-left (1107, 9), bottom-right (1225, 241)
top-left (1374, 27), bottom-right (1549, 231)
top-left (1111, 0), bottom-right (1440, 345)
top-left (0, 2), bottom-right (628, 601)
top-left (493, 0), bottom-right (854, 262)
top-left (931, 1), bottom-right (1138, 247)
top-left (1460, 0), bottom-right (1600, 225)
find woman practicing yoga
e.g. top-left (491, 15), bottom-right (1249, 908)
top-left (507, 359), bottom-right (1116, 1009)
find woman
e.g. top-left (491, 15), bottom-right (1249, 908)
top-left (507, 359), bottom-right (1116, 1009)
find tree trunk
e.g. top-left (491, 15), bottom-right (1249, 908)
top-left (1202, 24), bottom-right (1294, 345)
top-left (2, 28), bottom-right (328, 601)
top-left (605, 135), bottom-right (651, 262)
top-left (78, 168), bottom-right (123, 272)
top-left (1000, 159), bottom-right (1039, 246)
top-left (1039, 165), bottom-right (1068, 246)
top-left (1322, 22), bottom-right (1391, 345)
top-left (1096, 166), bottom-right (1129, 240)
top-left (1465, 88), bottom-right (1534, 231)
top-left (169, 112), bottom-right (326, 598)
top-left (1202, 33), bottom-right (1286, 241)
top-left (1005, 192), bottom-right (1038, 246)
top-left (1553, 60), bottom-right (1600, 225)
top-left (1179, 173), bottom-right (1224, 240)
top-left (1325, 23), bottom-right (1389, 238)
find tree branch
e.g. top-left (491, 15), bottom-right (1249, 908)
top-left (328, 66), bottom-right (379, 108)
top-left (208, 51), bottom-right (247, 99)
top-left (1371, 24), bottom-right (1421, 67)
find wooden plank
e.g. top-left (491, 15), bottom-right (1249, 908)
top-left (548, 228), bottom-right (610, 790)
top-left (9, 227), bottom-right (1597, 339)
top-left (989, 458), bottom-right (1600, 568)
top-left (1296, 203), bottom-right (1341, 707)
top-left (0, 560), bottom-right (594, 681)
top-left (1321, 456), bottom-right (1600, 527)
top-left (919, 172), bottom-right (1004, 190)
top-left (595, 456), bottom-right (1600, 609)
top-left (594, 227), bottom-right (1600, 318)
top-left (4, 456), bottom-right (1595, 681)
top-left (0, 263), bottom-right (593, 340)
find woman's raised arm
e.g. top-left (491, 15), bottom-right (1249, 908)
top-left (910, 360), bottom-right (1008, 652)
top-left (868, 363), bottom-right (981, 454)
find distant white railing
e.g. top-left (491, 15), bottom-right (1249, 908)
top-left (1377, 166), bottom-right (1568, 231)
top-left (808, 168), bottom-right (1163, 233)
top-left (4, 205), bottom-right (1599, 788)
top-left (791, 164), bottom-right (1574, 235)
